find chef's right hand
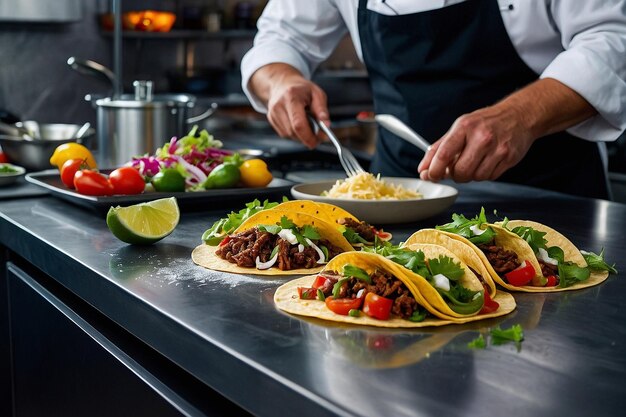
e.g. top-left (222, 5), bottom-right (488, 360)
top-left (249, 63), bottom-right (329, 149)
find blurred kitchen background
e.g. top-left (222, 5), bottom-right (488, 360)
top-left (0, 0), bottom-right (624, 198)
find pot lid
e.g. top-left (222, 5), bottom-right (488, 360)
top-left (92, 80), bottom-right (196, 109)
top-left (94, 94), bottom-right (196, 109)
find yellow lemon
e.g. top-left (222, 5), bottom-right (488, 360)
top-left (239, 159), bottom-right (273, 188)
top-left (50, 143), bottom-right (97, 170)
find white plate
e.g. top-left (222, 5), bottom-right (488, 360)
top-left (290, 177), bottom-right (458, 225)
top-left (0, 163), bottom-right (26, 187)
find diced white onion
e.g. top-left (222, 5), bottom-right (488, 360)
top-left (356, 289), bottom-right (365, 299)
top-left (298, 244), bottom-right (304, 253)
top-left (432, 274), bottom-right (450, 292)
top-left (538, 247), bottom-right (559, 266)
top-left (470, 225), bottom-right (486, 236)
top-left (255, 253), bottom-right (278, 270)
top-left (278, 229), bottom-right (298, 245)
top-left (305, 238), bottom-right (326, 264)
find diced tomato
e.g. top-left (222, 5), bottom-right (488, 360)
top-left (545, 275), bottom-right (558, 287)
top-left (479, 288), bottom-right (500, 314)
top-left (373, 229), bottom-right (392, 241)
top-left (362, 293), bottom-right (393, 320)
top-left (325, 296), bottom-right (363, 316)
top-left (312, 275), bottom-right (330, 289)
top-left (219, 236), bottom-right (231, 246)
top-left (0, 152), bottom-right (8, 163)
top-left (504, 260), bottom-right (536, 286)
top-left (298, 287), bottom-right (317, 300)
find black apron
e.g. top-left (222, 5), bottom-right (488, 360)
top-left (357, 0), bottom-right (609, 199)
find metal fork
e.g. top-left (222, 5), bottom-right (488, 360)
top-left (307, 115), bottom-right (366, 177)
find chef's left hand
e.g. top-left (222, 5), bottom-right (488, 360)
top-left (417, 104), bottom-right (536, 183)
top-left (418, 78), bottom-right (597, 183)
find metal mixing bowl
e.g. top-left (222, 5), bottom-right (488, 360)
top-left (0, 123), bottom-right (95, 171)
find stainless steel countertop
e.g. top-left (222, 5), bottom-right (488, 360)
top-left (1, 181), bottom-right (625, 417)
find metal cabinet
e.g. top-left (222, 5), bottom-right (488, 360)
top-left (2, 260), bottom-right (250, 417)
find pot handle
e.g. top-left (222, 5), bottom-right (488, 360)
top-left (186, 102), bottom-right (218, 125)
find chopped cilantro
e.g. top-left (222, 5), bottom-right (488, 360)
top-left (468, 324), bottom-right (524, 351)
top-left (510, 226), bottom-right (548, 254)
top-left (201, 199), bottom-right (282, 245)
top-left (342, 264), bottom-right (372, 284)
top-left (343, 227), bottom-right (369, 244)
top-left (558, 262), bottom-right (591, 288)
top-left (491, 324), bottom-right (524, 346)
top-left (467, 334), bottom-right (486, 349)
top-left (436, 207), bottom-right (496, 245)
top-left (428, 256), bottom-right (464, 281)
top-left (279, 216), bottom-right (295, 230)
top-left (408, 309), bottom-right (427, 322)
top-left (582, 249), bottom-right (618, 274)
top-left (257, 224), bottom-right (281, 234)
top-left (301, 224), bottom-right (321, 241)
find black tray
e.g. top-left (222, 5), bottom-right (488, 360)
top-left (25, 169), bottom-right (296, 215)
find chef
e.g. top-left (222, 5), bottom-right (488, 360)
top-left (240, 0), bottom-right (626, 199)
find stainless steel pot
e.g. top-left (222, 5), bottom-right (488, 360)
top-left (86, 81), bottom-right (217, 168)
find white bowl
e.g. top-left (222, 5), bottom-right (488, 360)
top-left (0, 163), bottom-right (26, 187)
top-left (290, 177), bottom-right (458, 225)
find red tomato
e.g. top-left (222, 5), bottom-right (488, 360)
top-left (479, 288), bottom-right (500, 314)
top-left (373, 229), bottom-right (392, 241)
top-left (504, 260), bottom-right (536, 286)
top-left (109, 166), bottom-right (145, 195)
top-left (73, 170), bottom-right (114, 196)
top-left (325, 296), bottom-right (363, 316)
top-left (545, 275), bottom-right (558, 287)
top-left (362, 293), bottom-right (393, 320)
top-left (60, 158), bottom-right (88, 189)
top-left (297, 287), bottom-right (317, 300)
top-left (0, 152), bottom-right (8, 163)
top-left (312, 275), bottom-right (331, 289)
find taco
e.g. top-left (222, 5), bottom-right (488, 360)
top-left (274, 250), bottom-right (515, 328)
top-left (201, 199), bottom-right (391, 248)
top-left (402, 229), bottom-right (497, 298)
top-left (435, 208), bottom-right (618, 292)
top-left (271, 200), bottom-right (392, 245)
top-left (193, 210), bottom-right (354, 275)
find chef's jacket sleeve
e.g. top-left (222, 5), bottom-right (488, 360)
top-left (240, 0), bottom-right (348, 113)
top-left (540, 0), bottom-right (626, 141)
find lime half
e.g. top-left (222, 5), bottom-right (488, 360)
top-left (106, 197), bottom-right (180, 245)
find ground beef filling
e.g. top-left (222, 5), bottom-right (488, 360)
top-left (319, 269), bottom-right (419, 319)
top-left (539, 259), bottom-right (559, 279)
top-left (215, 227), bottom-right (343, 270)
top-left (337, 218), bottom-right (376, 242)
top-left (477, 242), bottom-right (521, 275)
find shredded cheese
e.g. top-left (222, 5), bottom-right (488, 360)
top-left (324, 172), bottom-right (422, 200)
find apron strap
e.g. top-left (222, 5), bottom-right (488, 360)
top-left (358, 0), bottom-right (368, 11)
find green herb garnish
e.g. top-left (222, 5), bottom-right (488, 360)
top-left (342, 264), bottom-right (372, 284)
top-left (490, 324), bottom-right (524, 346)
top-left (436, 207), bottom-right (496, 245)
top-left (582, 249), bottom-right (618, 274)
top-left (467, 334), bottom-right (486, 349)
top-left (201, 198), bottom-right (283, 245)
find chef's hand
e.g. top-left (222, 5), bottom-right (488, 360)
top-left (248, 63), bottom-right (330, 149)
top-left (418, 78), bottom-right (597, 183)
top-left (418, 106), bottom-right (536, 182)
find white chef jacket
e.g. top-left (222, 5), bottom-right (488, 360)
top-left (241, 0), bottom-right (626, 143)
